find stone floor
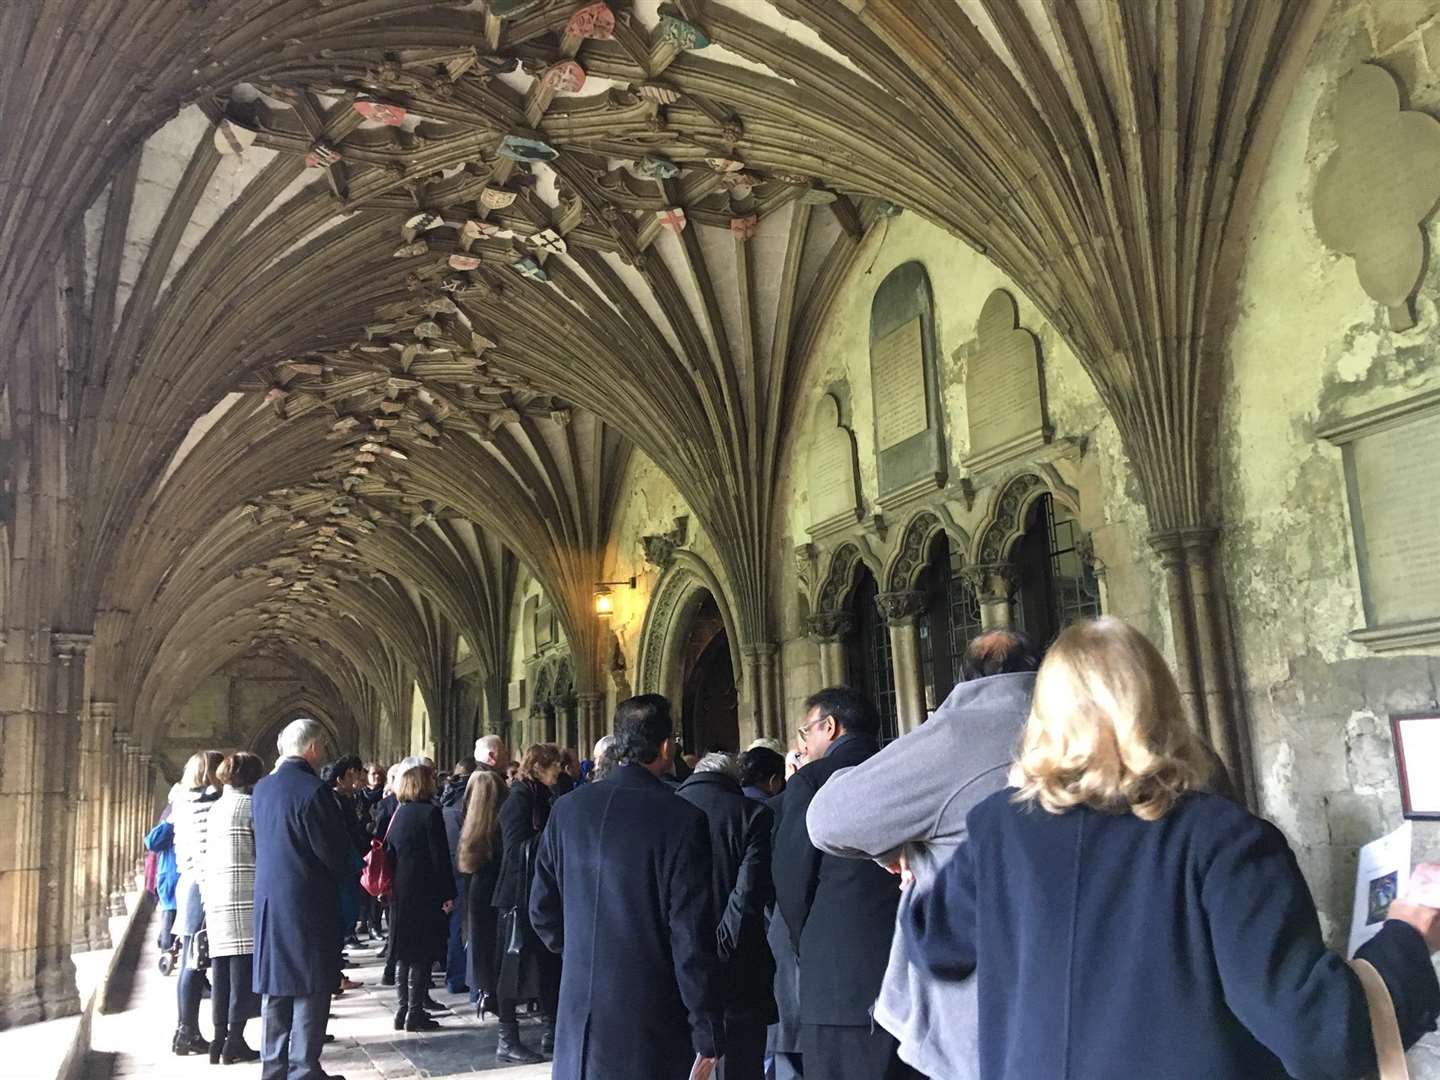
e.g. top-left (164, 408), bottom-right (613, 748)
top-left (86, 911), bottom-right (549, 1080)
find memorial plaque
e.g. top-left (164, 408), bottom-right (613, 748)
top-left (873, 318), bottom-right (927, 450)
top-left (964, 289), bottom-right (1050, 470)
top-left (807, 393), bottom-right (861, 538)
top-left (870, 261), bottom-right (945, 509)
top-left (1321, 389), bottom-right (1440, 649)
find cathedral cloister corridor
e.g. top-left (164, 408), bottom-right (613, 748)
top-left (2, 1), bottom-right (1439, 1078)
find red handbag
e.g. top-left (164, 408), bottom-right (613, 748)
top-left (360, 818), bottom-right (395, 899)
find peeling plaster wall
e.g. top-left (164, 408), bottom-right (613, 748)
top-left (602, 449), bottom-right (707, 714)
top-left (1224, 3), bottom-right (1440, 1066)
top-left (772, 212), bottom-right (1164, 724)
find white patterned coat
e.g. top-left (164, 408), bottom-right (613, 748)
top-left (202, 788), bottom-right (256, 957)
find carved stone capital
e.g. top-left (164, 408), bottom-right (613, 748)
top-left (806, 610), bottom-right (854, 643)
top-left (52, 631), bottom-right (94, 665)
top-left (959, 562), bottom-right (1018, 598)
top-left (875, 590), bottom-right (926, 625)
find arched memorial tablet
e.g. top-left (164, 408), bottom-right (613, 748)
top-left (870, 262), bottom-right (945, 509)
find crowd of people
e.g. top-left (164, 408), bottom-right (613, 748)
top-left (143, 616), bottom-right (1440, 1080)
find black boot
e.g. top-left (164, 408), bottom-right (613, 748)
top-left (496, 1022), bottom-right (544, 1064)
top-left (172, 1026), bottom-right (207, 1056)
top-left (539, 1017), bottom-right (555, 1056)
top-left (403, 965), bottom-right (439, 1030)
top-left (393, 961), bottom-right (409, 1031)
top-left (220, 1035), bottom-right (260, 1064)
top-left (209, 1032), bottom-right (225, 1065)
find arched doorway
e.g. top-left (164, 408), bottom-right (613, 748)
top-left (678, 592), bottom-right (739, 753)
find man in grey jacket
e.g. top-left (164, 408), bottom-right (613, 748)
top-left (806, 630), bottom-right (1039, 1080)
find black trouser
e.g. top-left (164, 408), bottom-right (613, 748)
top-left (211, 954), bottom-right (253, 1047)
top-left (799, 1023), bottom-right (923, 1080)
top-left (718, 1017), bottom-right (768, 1080)
top-left (176, 938), bottom-right (205, 1034)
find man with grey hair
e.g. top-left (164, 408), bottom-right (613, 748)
top-left (805, 630), bottom-right (1040, 1079)
top-left (253, 718), bottom-right (356, 1080)
top-left (474, 734), bottom-right (510, 774)
top-left (678, 751), bottom-right (776, 1080)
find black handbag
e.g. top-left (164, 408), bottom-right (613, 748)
top-left (500, 836), bottom-right (534, 956)
top-left (187, 924), bottom-right (210, 972)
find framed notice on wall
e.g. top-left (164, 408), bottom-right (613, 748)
top-left (1391, 712), bottom-right (1440, 819)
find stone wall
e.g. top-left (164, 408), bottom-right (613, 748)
top-left (1222, 2), bottom-right (1440, 1068)
top-left (769, 212), bottom-right (1165, 720)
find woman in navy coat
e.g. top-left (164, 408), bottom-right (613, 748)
top-left (385, 763), bottom-right (455, 1032)
top-left (903, 616), bottom-right (1440, 1079)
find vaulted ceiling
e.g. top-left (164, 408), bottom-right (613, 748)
top-left (1, 0), bottom-right (1329, 750)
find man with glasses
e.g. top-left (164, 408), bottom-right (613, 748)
top-left (772, 688), bottom-right (921, 1080)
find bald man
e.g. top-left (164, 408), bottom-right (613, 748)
top-left (806, 630), bottom-right (1040, 1080)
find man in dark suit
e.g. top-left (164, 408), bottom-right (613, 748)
top-left (677, 754), bottom-right (777, 1080)
top-left (251, 719), bottom-right (356, 1080)
top-left (772, 687), bottom-right (919, 1080)
top-left (530, 694), bottom-right (726, 1080)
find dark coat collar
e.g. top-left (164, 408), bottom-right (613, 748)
top-left (612, 762), bottom-right (669, 789)
top-left (276, 756), bottom-right (317, 778)
top-left (678, 769), bottom-right (743, 797)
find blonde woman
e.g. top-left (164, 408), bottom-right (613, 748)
top-left (170, 749), bottom-right (222, 1056)
top-left (902, 616), bottom-right (1440, 1079)
top-left (455, 768), bottom-right (507, 1016)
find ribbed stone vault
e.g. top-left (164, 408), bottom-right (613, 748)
top-left (0, 0), bottom-right (1332, 1028)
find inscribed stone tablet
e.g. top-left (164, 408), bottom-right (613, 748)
top-left (873, 316), bottom-right (927, 450)
top-left (965, 290), bottom-right (1048, 467)
top-left (1348, 409), bottom-right (1440, 626)
top-left (807, 394), bottom-right (860, 534)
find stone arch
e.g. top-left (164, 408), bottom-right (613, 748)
top-left (635, 550), bottom-right (741, 706)
top-left (813, 542), bottom-right (879, 616)
top-left (247, 692), bottom-right (349, 763)
top-left (884, 509), bottom-right (973, 593)
top-left (970, 470), bottom-right (1078, 566)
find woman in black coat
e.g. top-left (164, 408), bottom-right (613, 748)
top-left (903, 617), bottom-right (1440, 1079)
top-left (491, 743), bottom-right (564, 1064)
top-left (455, 767), bottom-right (506, 1015)
top-left (384, 764), bottom-right (456, 1032)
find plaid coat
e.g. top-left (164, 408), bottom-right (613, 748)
top-left (202, 788), bottom-right (256, 957)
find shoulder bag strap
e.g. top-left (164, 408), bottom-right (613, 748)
top-left (1351, 958), bottom-right (1410, 1080)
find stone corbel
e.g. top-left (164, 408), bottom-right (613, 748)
top-left (641, 515), bottom-right (689, 570)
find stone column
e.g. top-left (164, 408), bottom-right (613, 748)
top-left (738, 644), bottom-right (779, 747)
top-left (86, 703), bottom-right (117, 946)
top-left (106, 732), bottom-right (131, 915)
top-left (756, 644), bottom-right (781, 739)
top-left (128, 745), bottom-right (148, 886)
top-left (38, 634), bottom-right (88, 1016)
top-left (1149, 532), bottom-right (1206, 740)
top-left (576, 693), bottom-right (604, 757)
top-left (74, 697), bottom-right (115, 951)
top-left (805, 612), bottom-right (854, 688)
top-left (961, 563), bottom-right (1018, 630)
top-left (876, 592), bottom-right (927, 735)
